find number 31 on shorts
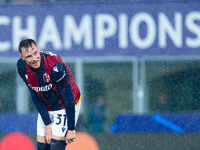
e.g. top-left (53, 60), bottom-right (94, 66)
top-left (55, 114), bottom-right (67, 127)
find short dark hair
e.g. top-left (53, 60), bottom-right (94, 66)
top-left (18, 39), bottom-right (37, 53)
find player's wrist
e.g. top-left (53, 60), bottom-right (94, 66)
top-left (68, 126), bottom-right (75, 131)
top-left (45, 122), bottom-right (52, 126)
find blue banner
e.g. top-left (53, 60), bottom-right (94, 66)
top-left (111, 113), bottom-right (200, 133)
top-left (0, 2), bottom-right (200, 57)
top-left (1, 113), bottom-right (200, 133)
top-left (0, 113), bottom-right (37, 133)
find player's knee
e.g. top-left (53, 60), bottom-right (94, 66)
top-left (37, 142), bottom-right (50, 150)
top-left (50, 139), bottom-right (66, 150)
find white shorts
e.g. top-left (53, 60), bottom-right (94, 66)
top-left (37, 101), bottom-right (81, 138)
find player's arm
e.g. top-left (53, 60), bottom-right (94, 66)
top-left (17, 59), bottom-right (52, 143)
top-left (27, 86), bottom-right (52, 125)
top-left (50, 62), bottom-right (75, 131)
top-left (17, 59), bottom-right (52, 125)
top-left (28, 86), bottom-right (52, 143)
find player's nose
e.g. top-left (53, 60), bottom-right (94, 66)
top-left (32, 55), bottom-right (38, 61)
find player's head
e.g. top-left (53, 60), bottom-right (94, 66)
top-left (19, 39), bottom-right (41, 69)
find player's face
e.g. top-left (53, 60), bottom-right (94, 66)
top-left (20, 43), bottom-right (41, 69)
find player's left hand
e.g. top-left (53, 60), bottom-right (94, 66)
top-left (66, 130), bottom-right (76, 144)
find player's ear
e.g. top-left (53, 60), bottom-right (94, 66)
top-left (20, 54), bottom-right (24, 60)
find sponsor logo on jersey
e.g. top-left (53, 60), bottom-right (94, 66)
top-left (43, 73), bottom-right (50, 83)
top-left (28, 84), bottom-right (52, 92)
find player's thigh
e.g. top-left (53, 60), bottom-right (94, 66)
top-left (37, 113), bottom-right (46, 137)
top-left (37, 135), bottom-right (65, 143)
top-left (51, 106), bottom-right (80, 138)
top-left (37, 135), bottom-right (47, 143)
top-left (52, 135), bottom-right (65, 141)
top-left (51, 109), bottom-right (69, 137)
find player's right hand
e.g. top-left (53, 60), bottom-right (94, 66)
top-left (45, 123), bottom-right (52, 144)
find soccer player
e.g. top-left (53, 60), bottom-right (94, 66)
top-left (17, 39), bottom-right (81, 150)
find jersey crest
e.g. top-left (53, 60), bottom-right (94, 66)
top-left (43, 73), bottom-right (50, 83)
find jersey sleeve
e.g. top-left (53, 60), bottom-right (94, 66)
top-left (50, 62), bottom-right (76, 130)
top-left (27, 86), bottom-right (52, 125)
top-left (50, 62), bottom-right (69, 87)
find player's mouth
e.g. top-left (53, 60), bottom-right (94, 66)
top-left (32, 60), bottom-right (39, 66)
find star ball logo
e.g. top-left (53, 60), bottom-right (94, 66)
top-left (43, 73), bottom-right (50, 83)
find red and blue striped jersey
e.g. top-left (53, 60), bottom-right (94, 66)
top-left (17, 51), bottom-right (81, 130)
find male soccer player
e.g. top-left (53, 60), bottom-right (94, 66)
top-left (17, 39), bottom-right (81, 150)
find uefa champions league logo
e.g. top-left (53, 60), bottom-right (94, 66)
top-left (43, 73), bottom-right (50, 83)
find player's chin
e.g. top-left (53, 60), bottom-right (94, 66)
top-left (31, 64), bottom-right (40, 69)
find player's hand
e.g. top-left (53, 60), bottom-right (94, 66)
top-left (45, 123), bottom-right (52, 144)
top-left (66, 130), bottom-right (76, 144)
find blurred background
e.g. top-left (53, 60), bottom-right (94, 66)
top-left (0, 0), bottom-right (200, 149)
